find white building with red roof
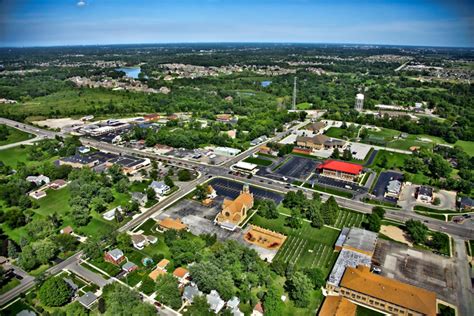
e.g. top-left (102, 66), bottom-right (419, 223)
top-left (317, 160), bottom-right (364, 182)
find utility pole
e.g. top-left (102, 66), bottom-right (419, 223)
top-left (292, 77), bottom-right (297, 111)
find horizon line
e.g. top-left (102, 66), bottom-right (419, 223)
top-left (1, 41), bottom-right (473, 50)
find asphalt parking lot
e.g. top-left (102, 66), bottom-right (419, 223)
top-left (208, 178), bottom-right (284, 204)
top-left (372, 170), bottom-right (403, 199)
top-left (373, 239), bottom-right (457, 304)
top-left (274, 156), bottom-right (318, 180)
top-left (310, 174), bottom-right (366, 193)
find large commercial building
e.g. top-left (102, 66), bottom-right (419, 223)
top-left (339, 265), bottom-right (437, 316)
top-left (316, 160), bottom-right (364, 182)
top-left (295, 134), bottom-right (345, 151)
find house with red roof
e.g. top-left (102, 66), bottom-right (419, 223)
top-left (317, 160), bottom-right (364, 182)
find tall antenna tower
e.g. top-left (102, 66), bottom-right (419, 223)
top-left (292, 76), bottom-right (297, 110)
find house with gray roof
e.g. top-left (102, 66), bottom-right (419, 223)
top-left (149, 181), bottom-right (170, 196)
top-left (131, 192), bottom-right (148, 206)
top-left (182, 284), bottom-right (202, 303)
top-left (77, 291), bottom-right (98, 309)
top-left (207, 290), bottom-right (225, 314)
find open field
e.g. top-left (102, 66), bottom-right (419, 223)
top-left (251, 214), bottom-right (339, 276)
top-left (33, 187), bottom-right (72, 217)
top-left (243, 156), bottom-right (273, 166)
top-left (0, 125), bottom-right (33, 146)
top-left (0, 146), bottom-right (31, 167)
top-left (455, 140), bottom-right (474, 156)
top-left (324, 126), bottom-right (348, 139)
top-left (369, 150), bottom-right (429, 184)
top-left (334, 208), bottom-right (366, 229)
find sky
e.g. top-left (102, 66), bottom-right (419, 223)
top-left (0, 0), bottom-right (473, 47)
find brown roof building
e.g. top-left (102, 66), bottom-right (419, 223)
top-left (319, 296), bottom-right (357, 316)
top-left (305, 121), bottom-right (326, 133)
top-left (214, 184), bottom-right (254, 231)
top-left (296, 134), bottom-right (345, 150)
top-left (339, 265), bottom-right (437, 316)
top-left (158, 217), bottom-right (188, 231)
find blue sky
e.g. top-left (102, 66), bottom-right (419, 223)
top-left (0, 0), bottom-right (473, 47)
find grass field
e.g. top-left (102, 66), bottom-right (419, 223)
top-left (324, 127), bottom-right (347, 139)
top-left (334, 208), bottom-right (366, 229)
top-left (4, 88), bottom-right (151, 118)
top-left (455, 140), bottom-right (474, 156)
top-left (243, 156), bottom-right (273, 166)
top-left (251, 214), bottom-right (340, 276)
top-left (0, 125), bottom-right (33, 146)
top-left (296, 102), bottom-right (313, 110)
top-left (369, 150), bottom-right (429, 184)
top-left (0, 146), bottom-right (31, 167)
top-left (34, 187), bottom-right (72, 217)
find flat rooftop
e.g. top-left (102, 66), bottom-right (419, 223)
top-left (327, 248), bottom-right (372, 287)
top-left (343, 227), bottom-right (378, 254)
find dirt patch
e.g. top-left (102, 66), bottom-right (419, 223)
top-left (33, 118), bottom-right (84, 130)
top-left (244, 225), bottom-right (287, 250)
top-left (380, 225), bottom-right (413, 247)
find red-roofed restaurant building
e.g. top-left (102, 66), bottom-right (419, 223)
top-left (317, 160), bottom-right (364, 182)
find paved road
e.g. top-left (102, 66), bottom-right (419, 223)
top-left (453, 237), bottom-right (474, 316)
top-left (66, 260), bottom-right (110, 288)
top-left (0, 117), bottom-right (60, 139)
top-left (0, 252), bottom-right (82, 306)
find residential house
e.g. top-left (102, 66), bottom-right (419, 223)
top-left (416, 186), bottom-right (433, 203)
top-left (250, 135), bottom-right (268, 146)
top-left (122, 261), bottom-right (138, 273)
top-left (227, 297), bottom-right (243, 315)
top-left (214, 184), bottom-right (254, 231)
top-left (251, 302), bottom-right (264, 316)
top-left (131, 192), bottom-right (148, 206)
top-left (102, 206), bottom-right (122, 221)
top-left (157, 259), bottom-right (170, 271)
top-left (77, 292), bottom-right (98, 309)
top-left (49, 179), bottom-right (67, 190)
top-left (182, 284), bottom-right (202, 303)
top-left (173, 267), bottom-right (190, 284)
top-left (149, 181), bottom-right (170, 196)
top-left (207, 290), bottom-right (225, 314)
top-left (149, 267), bottom-right (167, 281)
top-left (26, 175), bottom-right (50, 186)
top-left (216, 114), bottom-right (233, 123)
top-left (60, 226), bottom-right (73, 235)
top-left (29, 191), bottom-right (47, 200)
top-left (131, 234), bottom-right (147, 250)
top-left (104, 248), bottom-right (125, 265)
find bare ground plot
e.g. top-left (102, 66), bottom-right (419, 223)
top-left (373, 239), bottom-right (457, 304)
top-left (380, 225), bottom-right (413, 246)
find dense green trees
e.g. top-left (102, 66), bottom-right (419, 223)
top-left (258, 199), bottom-right (279, 219)
top-left (38, 277), bottom-right (74, 307)
top-left (183, 296), bottom-right (213, 316)
top-left (284, 271), bottom-right (313, 307)
top-left (263, 286), bottom-right (284, 316)
top-left (102, 283), bottom-right (156, 316)
top-left (155, 274), bottom-right (182, 309)
top-left (405, 219), bottom-right (428, 244)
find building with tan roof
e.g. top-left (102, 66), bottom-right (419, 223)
top-left (339, 265), bottom-right (437, 316)
top-left (214, 184), bottom-right (254, 231)
top-left (157, 259), bottom-right (170, 270)
top-left (149, 267), bottom-right (167, 281)
top-left (319, 296), bottom-right (356, 316)
top-left (157, 217), bottom-right (188, 231)
top-left (173, 267), bottom-right (190, 284)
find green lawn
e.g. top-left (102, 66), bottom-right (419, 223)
top-left (369, 150), bottom-right (429, 184)
top-left (324, 127), bottom-right (347, 139)
top-left (0, 299), bottom-right (37, 314)
top-left (243, 156), bottom-right (273, 166)
top-left (0, 125), bottom-right (34, 146)
top-left (34, 187), bottom-right (72, 217)
top-left (0, 278), bottom-right (20, 295)
top-left (0, 146), bottom-right (31, 167)
top-left (251, 214), bottom-right (339, 276)
top-left (296, 102), bottom-right (313, 110)
top-left (455, 140), bottom-right (474, 156)
top-left (334, 208), bottom-right (366, 229)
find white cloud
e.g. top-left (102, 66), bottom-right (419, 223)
top-left (77, 1), bottom-right (86, 7)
